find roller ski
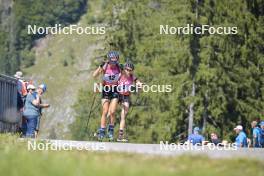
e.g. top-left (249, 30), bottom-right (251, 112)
top-left (116, 129), bottom-right (128, 142)
top-left (116, 137), bottom-right (128, 142)
top-left (108, 133), bottom-right (114, 142)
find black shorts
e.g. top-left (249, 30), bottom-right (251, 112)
top-left (102, 85), bottom-right (119, 100)
top-left (119, 94), bottom-right (131, 104)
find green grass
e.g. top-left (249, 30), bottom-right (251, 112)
top-left (0, 134), bottom-right (263, 176)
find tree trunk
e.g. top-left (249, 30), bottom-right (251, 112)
top-left (188, 82), bottom-right (195, 136)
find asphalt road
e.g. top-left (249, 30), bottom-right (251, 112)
top-left (34, 139), bottom-right (264, 161)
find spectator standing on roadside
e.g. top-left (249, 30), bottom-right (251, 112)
top-left (35, 84), bottom-right (50, 138)
top-left (259, 121), bottom-right (264, 148)
top-left (234, 125), bottom-right (247, 148)
top-left (187, 127), bottom-right (205, 145)
top-left (23, 84), bottom-right (40, 138)
top-left (210, 133), bottom-right (221, 145)
top-left (251, 121), bottom-right (261, 148)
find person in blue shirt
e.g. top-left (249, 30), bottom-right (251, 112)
top-left (251, 121), bottom-right (261, 148)
top-left (23, 84), bottom-right (41, 138)
top-left (260, 121), bottom-right (264, 148)
top-left (35, 84), bottom-right (50, 138)
top-left (234, 125), bottom-right (247, 147)
top-left (187, 127), bottom-right (205, 145)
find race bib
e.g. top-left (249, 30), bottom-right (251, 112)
top-left (103, 73), bottom-right (120, 84)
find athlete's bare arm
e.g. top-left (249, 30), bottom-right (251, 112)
top-left (93, 66), bottom-right (103, 78)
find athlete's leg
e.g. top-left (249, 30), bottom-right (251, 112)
top-left (117, 101), bottom-right (129, 141)
top-left (120, 101), bottom-right (129, 130)
top-left (98, 99), bottom-right (110, 140)
top-left (107, 98), bottom-right (118, 140)
top-left (108, 98), bottom-right (119, 125)
top-left (101, 99), bottom-right (110, 128)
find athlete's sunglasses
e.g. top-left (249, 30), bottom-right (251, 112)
top-left (109, 60), bottom-right (118, 65)
top-left (125, 68), bottom-right (133, 72)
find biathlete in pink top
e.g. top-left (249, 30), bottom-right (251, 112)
top-left (93, 51), bottom-right (121, 141)
top-left (116, 62), bottom-right (143, 142)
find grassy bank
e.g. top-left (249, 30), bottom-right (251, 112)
top-left (0, 134), bottom-right (263, 176)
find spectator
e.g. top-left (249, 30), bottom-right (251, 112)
top-left (187, 127), bottom-right (205, 145)
top-left (260, 121), bottom-right (264, 148)
top-left (14, 71), bottom-right (26, 135)
top-left (234, 125), bottom-right (247, 148)
top-left (210, 133), bottom-right (221, 145)
top-left (35, 84), bottom-right (50, 138)
top-left (14, 71), bottom-right (24, 109)
top-left (22, 84), bottom-right (40, 138)
top-left (14, 71), bottom-right (28, 103)
top-left (251, 121), bottom-right (261, 148)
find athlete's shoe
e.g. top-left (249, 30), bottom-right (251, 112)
top-left (108, 124), bottom-right (114, 142)
top-left (117, 130), bottom-right (128, 142)
top-left (98, 128), bottom-right (106, 141)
